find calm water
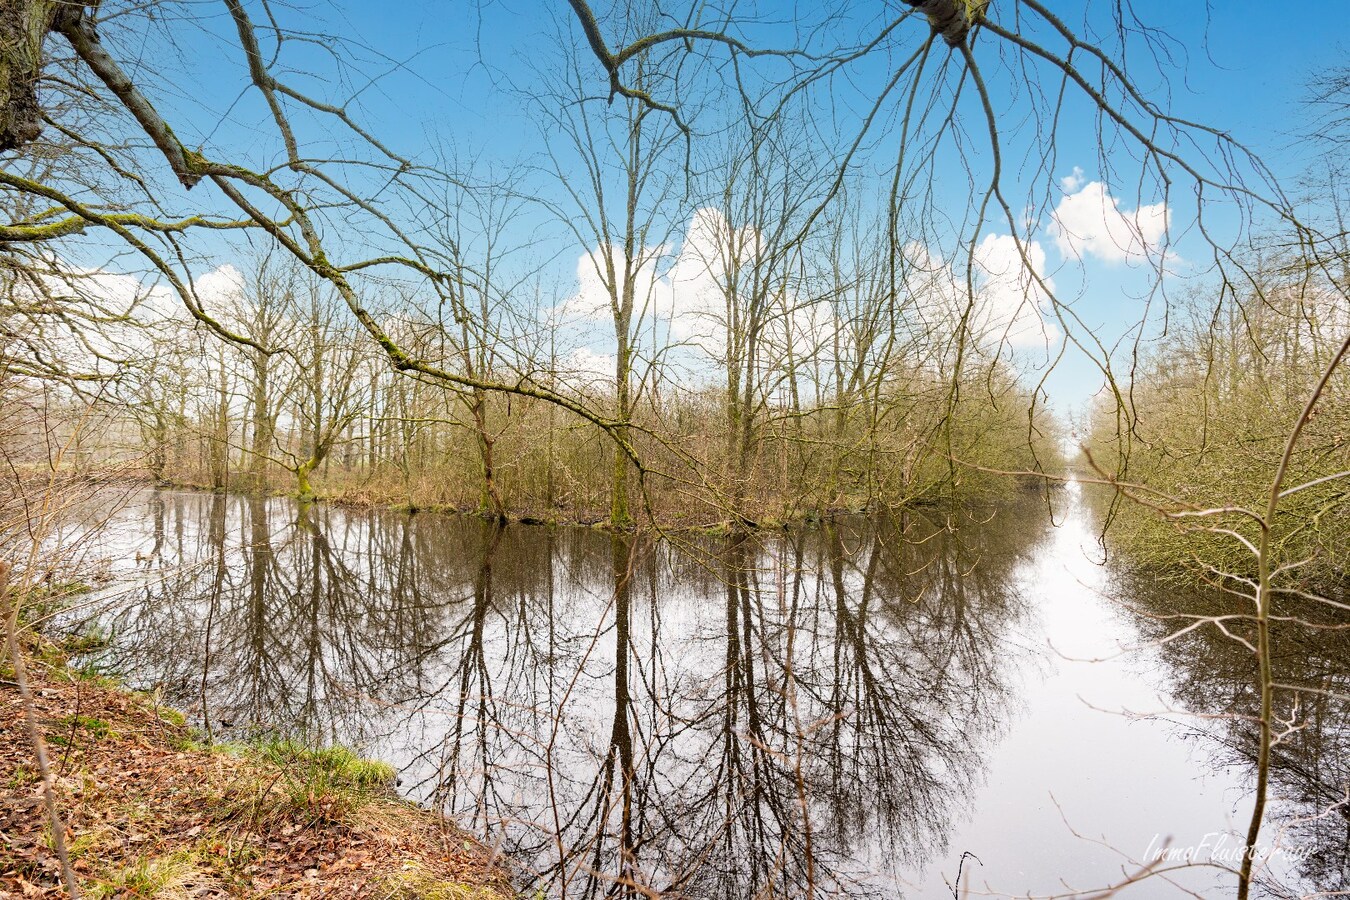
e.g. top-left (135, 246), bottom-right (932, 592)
top-left (66, 483), bottom-right (1347, 898)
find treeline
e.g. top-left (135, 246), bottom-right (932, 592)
top-left (1089, 254), bottom-right (1350, 592)
top-left (51, 247), bottom-right (1058, 528)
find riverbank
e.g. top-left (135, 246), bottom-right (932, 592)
top-left (0, 644), bottom-right (512, 899)
top-left (140, 472), bottom-right (1056, 535)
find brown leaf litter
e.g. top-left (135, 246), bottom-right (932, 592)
top-left (0, 660), bottom-right (511, 899)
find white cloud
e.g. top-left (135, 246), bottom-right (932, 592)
top-left (557, 346), bottom-right (615, 391)
top-left (901, 237), bottom-right (1058, 354)
top-left (39, 261), bottom-right (250, 334)
top-left (1060, 166), bottom-right (1086, 193)
top-left (558, 209), bottom-right (1061, 388)
top-left (556, 243), bottom-right (646, 322)
top-left (5, 260), bottom-right (249, 377)
top-left (194, 263), bottom-right (246, 314)
top-left (972, 233), bottom-right (1058, 349)
top-left (659, 208), bottom-right (741, 347)
top-left (555, 208), bottom-right (763, 366)
top-left (657, 208), bottom-right (844, 369)
top-left (1049, 178), bottom-right (1168, 265)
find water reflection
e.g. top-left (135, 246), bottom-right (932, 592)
top-left (1115, 569), bottom-right (1350, 895)
top-left (105, 494), bottom-right (455, 744)
top-left (87, 493), bottom-right (1043, 897)
top-left (81, 489), bottom-right (1350, 897)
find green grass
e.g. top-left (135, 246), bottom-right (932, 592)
top-left (49, 714), bottom-right (117, 746)
top-left (60, 625), bottom-right (111, 655)
top-left (68, 664), bottom-right (122, 689)
top-left (165, 733), bottom-right (209, 752)
top-left (152, 704), bottom-right (187, 727)
top-left (259, 740), bottom-right (397, 791)
top-left (15, 580), bottom-right (97, 629)
top-left (84, 849), bottom-right (215, 900)
top-left (380, 861), bottom-right (504, 900)
top-left (6, 763), bottom-right (36, 788)
top-left (221, 739), bottom-right (399, 826)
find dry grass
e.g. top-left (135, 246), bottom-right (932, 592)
top-left (0, 651), bottom-right (513, 899)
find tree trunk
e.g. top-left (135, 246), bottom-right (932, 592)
top-left (611, 329), bottom-right (633, 527)
top-left (296, 457), bottom-right (317, 501)
top-left (208, 358), bottom-right (230, 491)
top-left (147, 411), bottom-right (167, 483)
top-left (0, 0), bottom-right (60, 150)
top-left (249, 353), bottom-right (273, 492)
top-left (470, 391), bottom-right (507, 520)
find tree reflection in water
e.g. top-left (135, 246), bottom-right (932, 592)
top-left (88, 491), bottom-right (1048, 898)
top-left (1115, 568), bottom-right (1350, 896)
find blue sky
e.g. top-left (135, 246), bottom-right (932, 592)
top-left (90, 1), bottom-right (1350, 417)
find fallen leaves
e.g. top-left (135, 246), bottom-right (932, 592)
top-left (0, 662), bottom-right (512, 899)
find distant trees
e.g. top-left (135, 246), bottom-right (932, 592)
top-left (236, 256), bottom-right (295, 492)
top-left (700, 115), bottom-right (822, 517)
top-left (46, 233), bottom-right (1053, 522)
top-left (283, 284), bottom-right (368, 501)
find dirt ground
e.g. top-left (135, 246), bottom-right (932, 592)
top-left (0, 656), bottom-right (512, 899)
